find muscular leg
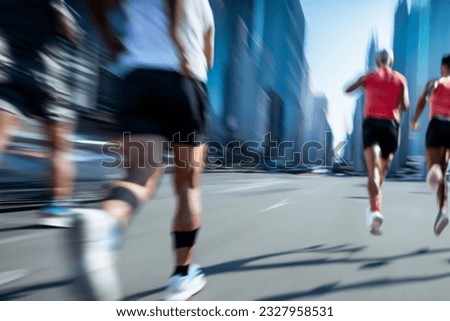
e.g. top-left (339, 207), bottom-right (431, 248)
top-left (171, 143), bottom-right (206, 268)
top-left (101, 135), bottom-right (166, 222)
top-left (426, 147), bottom-right (450, 236)
top-left (426, 147), bottom-right (449, 212)
top-left (379, 153), bottom-right (394, 187)
top-left (364, 145), bottom-right (383, 212)
top-left (44, 121), bottom-right (75, 198)
top-left (70, 135), bottom-right (166, 300)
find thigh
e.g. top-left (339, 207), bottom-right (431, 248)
top-left (363, 119), bottom-right (378, 150)
top-left (427, 147), bottom-right (448, 171)
top-left (377, 120), bottom-right (399, 159)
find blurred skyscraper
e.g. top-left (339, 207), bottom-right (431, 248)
top-left (209, 0), bottom-right (331, 166)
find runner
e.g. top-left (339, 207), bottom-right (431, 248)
top-left (411, 54), bottom-right (450, 236)
top-left (345, 49), bottom-right (409, 235)
top-left (71, 0), bottom-right (214, 300)
top-left (0, 0), bottom-right (79, 227)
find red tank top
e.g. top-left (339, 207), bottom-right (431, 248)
top-left (430, 78), bottom-right (450, 118)
top-left (363, 68), bottom-right (404, 120)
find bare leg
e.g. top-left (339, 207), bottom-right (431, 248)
top-left (0, 110), bottom-right (20, 157)
top-left (172, 143), bottom-right (206, 267)
top-left (364, 145), bottom-right (382, 212)
top-left (71, 135), bottom-right (166, 300)
top-left (363, 145), bottom-right (386, 235)
top-left (44, 121), bottom-right (75, 198)
top-left (101, 135), bottom-right (166, 222)
top-left (426, 147), bottom-right (450, 235)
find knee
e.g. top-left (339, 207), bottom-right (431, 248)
top-left (175, 167), bottom-right (201, 191)
top-left (427, 164), bottom-right (444, 187)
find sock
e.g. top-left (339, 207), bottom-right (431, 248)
top-left (370, 203), bottom-right (380, 212)
top-left (172, 265), bottom-right (189, 276)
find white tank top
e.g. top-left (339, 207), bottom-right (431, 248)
top-left (110, 0), bottom-right (180, 77)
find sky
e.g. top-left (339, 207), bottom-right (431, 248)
top-left (299, 0), bottom-right (411, 143)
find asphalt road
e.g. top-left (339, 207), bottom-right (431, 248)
top-left (1, 172), bottom-right (450, 301)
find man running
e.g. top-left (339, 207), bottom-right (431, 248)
top-left (0, 0), bottom-right (79, 227)
top-left (345, 49), bottom-right (409, 235)
top-left (72, 0), bottom-right (214, 300)
top-left (411, 55), bottom-right (450, 236)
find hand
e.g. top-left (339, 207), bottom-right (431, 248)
top-left (410, 120), bottom-right (420, 131)
top-left (180, 57), bottom-right (194, 79)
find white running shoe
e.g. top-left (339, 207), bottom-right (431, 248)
top-left (69, 208), bottom-right (124, 300)
top-left (434, 211), bottom-right (449, 236)
top-left (365, 207), bottom-right (384, 236)
top-left (37, 206), bottom-right (76, 228)
top-left (427, 164), bottom-right (443, 193)
top-left (164, 264), bottom-right (206, 301)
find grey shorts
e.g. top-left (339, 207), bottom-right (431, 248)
top-left (0, 37), bottom-right (76, 124)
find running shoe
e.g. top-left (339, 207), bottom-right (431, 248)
top-left (365, 207), bottom-right (384, 236)
top-left (69, 208), bottom-right (125, 300)
top-left (37, 205), bottom-right (76, 228)
top-left (434, 211), bottom-right (449, 236)
top-left (164, 264), bottom-right (206, 301)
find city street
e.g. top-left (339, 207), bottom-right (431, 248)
top-left (1, 172), bottom-right (450, 301)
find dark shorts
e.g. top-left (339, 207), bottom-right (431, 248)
top-left (362, 118), bottom-right (399, 159)
top-left (117, 69), bottom-right (209, 146)
top-left (0, 37), bottom-right (75, 123)
top-left (426, 117), bottom-right (450, 148)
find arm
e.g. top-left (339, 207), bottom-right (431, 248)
top-left (344, 75), bottom-right (366, 94)
top-left (411, 80), bottom-right (435, 130)
top-left (399, 75), bottom-right (410, 112)
top-left (85, 0), bottom-right (124, 59)
top-left (204, 25), bottom-right (214, 70)
top-left (167, 0), bottom-right (192, 78)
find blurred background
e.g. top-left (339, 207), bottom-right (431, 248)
top-left (1, 0), bottom-right (449, 209)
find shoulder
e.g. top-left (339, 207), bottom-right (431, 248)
top-left (422, 78), bottom-right (439, 96)
top-left (393, 70), bottom-right (407, 82)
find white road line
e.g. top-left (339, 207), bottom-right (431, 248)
top-left (216, 181), bottom-right (285, 194)
top-left (0, 232), bottom-right (47, 246)
top-left (260, 198), bottom-right (292, 213)
top-left (0, 269), bottom-right (29, 286)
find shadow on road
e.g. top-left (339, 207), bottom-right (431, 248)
top-left (258, 272), bottom-right (450, 300)
top-left (0, 278), bottom-right (74, 301)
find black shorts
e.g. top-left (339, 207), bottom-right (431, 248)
top-left (426, 117), bottom-right (450, 148)
top-left (117, 69), bottom-right (209, 146)
top-left (362, 118), bottom-right (399, 159)
top-left (0, 37), bottom-right (75, 123)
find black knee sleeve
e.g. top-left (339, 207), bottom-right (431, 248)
top-left (173, 228), bottom-right (199, 249)
top-left (107, 186), bottom-right (140, 210)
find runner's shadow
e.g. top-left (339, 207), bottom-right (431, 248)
top-left (202, 246), bottom-right (450, 276)
top-left (122, 286), bottom-right (167, 301)
top-left (0, 278), bottom-right (74, 301)
top-left (258, 272), bottom-right (450, 300)
top-left (123, 245), bottom-right (450, 301)
top-left (123, 244), bottom-right (366, 301)
top-left (0, 225), bottom-right (61, 232)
